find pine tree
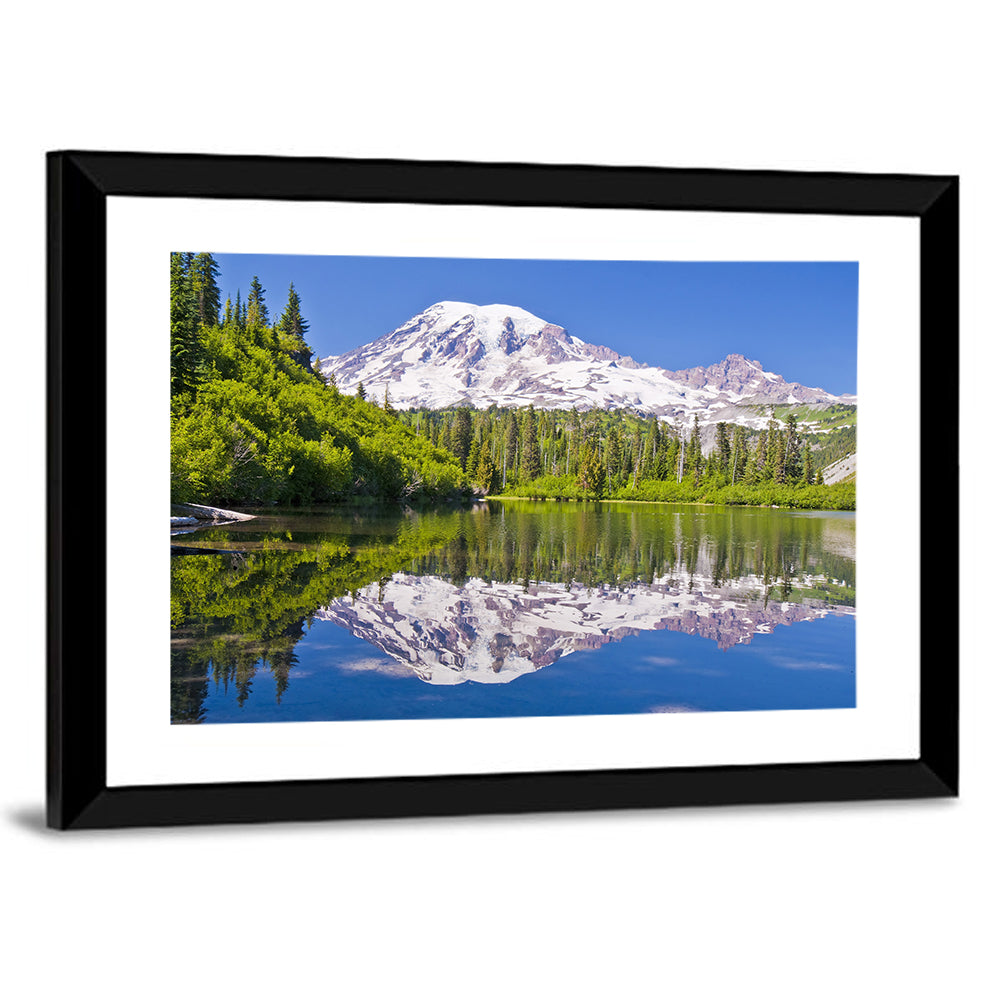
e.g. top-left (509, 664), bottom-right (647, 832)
top-left (640, 420), bottom-right (659, 480)
top-left (661, 436), bottom-right (679, 482)
top-left (190, 253), bottom-right (221, 327)
top-left (356, 381), bottom-right (366, 401)
top-left (730, 425), bottom-right (747, 484)
top-left (743, 431), bottom-right (767, 486)
top-left (475, 451), bottom-right (498, 494)
top-left (382, 386), bottom-right (394, 414)
top-left (467, 437), bottom-right (481, 478)
top-left (278, 282), bottom-right (310, 348)
top-left (774, 440), bottom-right (786, 484)
top-left (576, 443), bottom-right (606, 500)
top-left (453, 407), bottom-right (473, 470)
top-left (170, 251), bottom-right (203, 397)
top-left (503, 414), bottom-right (519, 486)
top-left (784, 413), bottom-right (802, 483)
top-left (764, 409), bottom-right (780, 482)
top-left (233, 290), bottom-right (244, 331)
top-left (605, 423), bottom-right (623, 489)
top-left (246, 275), bottom-right (269, 328)
top-left (520, 406), bottom-right (541, 481)
top-left (715, 422), bottom-right (731, 476)
top-left (803, 447), bottom-right (814, 485)
top-left (690, 414), bottom-right (703, 483)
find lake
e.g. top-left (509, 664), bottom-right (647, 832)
top-left (170, 500), bottom-right (855, 723)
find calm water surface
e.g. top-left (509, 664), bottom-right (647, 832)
top-left (170, 500), bottom-right (855, 723)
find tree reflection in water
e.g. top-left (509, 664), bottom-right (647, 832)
top-left (171, 500), bottom-right (855, 721)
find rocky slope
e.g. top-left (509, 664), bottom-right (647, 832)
top-left (317, 301), bottom-right (856, 428)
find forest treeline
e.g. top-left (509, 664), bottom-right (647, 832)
top-left (170, 253), bottom-right (470, 505)
top-left (396, 403), bottom-right (856, 510)
top-left (171, 252), bottom-right (854, 511)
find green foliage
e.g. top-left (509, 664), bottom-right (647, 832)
top-left (520, 405), bottom-right (541, 480)
top-left (170, 251), bottom-right (207, 398)
top-left (576, 443), bottom-right (606, 499)
top-left (475, 450), bottom-right (498, 493)
top-left (452, 407), bottom-right (473, 469)
top-left (171, 498), bottom-right (856, 718)
top-left (278, 282), bottom-right (309, 346)
top-left (246, 275), bottom-right (269, 328)
top-left (190, 253), bottom-right (221, 327)
top-left (171, 263), bottom-right (470, 506)
top-left (398, 404), bottom-right (854, 510)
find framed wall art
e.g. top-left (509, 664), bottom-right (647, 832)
top-left (47, 151), bottom-right (958, 828)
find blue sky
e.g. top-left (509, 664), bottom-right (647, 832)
top-left (213, 254), bottom-right (858, 395)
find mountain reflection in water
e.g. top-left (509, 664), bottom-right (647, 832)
top-left (170, 500), bottom-right (855, 723)
top-left (315, 572), bottom-right (853, 686)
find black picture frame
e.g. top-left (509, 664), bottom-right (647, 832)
top-left (47, 151), bottom-right (958, 829)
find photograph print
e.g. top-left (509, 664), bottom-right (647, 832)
top-left (169, 253), bottom-right (857, 726)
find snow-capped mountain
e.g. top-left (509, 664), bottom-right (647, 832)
top-left (313, 571), bottom-right (854, 686)
top-left (317, 301), bottom-right (855, 426)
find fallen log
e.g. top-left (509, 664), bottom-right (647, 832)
top-left (170, 503), bottom-right (256, 523)
top-left (170, 544), bottom-right (244, 556)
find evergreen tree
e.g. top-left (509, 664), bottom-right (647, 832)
top-left (453, 407), bottom-right (473, 470)
top-left (631, 424), bottom-right (643, 486)
top-left (773, 428), bottom-right (787, 483)
top-left (715, 422), bottom-right (731, 475)
top-left (467, 437), bottom-right (481, 478)
top-left (190, 253), bottom-right (221, 327)
top-left (605, 423), bottom-right (623, 488)
top-left (743, 431), bottom-right (767, 486)
top-left (730, 425), bottom-right (748, 484)
top-left (475, 451), bottom-right (498, 494)
top-left (170, 251), bottom-right (204, 397)
top-left (640, 420), bottom-right (659, 480)
top-left (520, 406), bottom-right (541, 480)
top-left (802, 447), bottom-right (814, 485)
top-left (690, 414), bottom-right (703, 483)
top-left (278, 282), bottom-right (310, 348)
top-left (233, 290), bottom-right (244, 331)
top-left (246, 275), bottom-right (269, 328)
top-left (356, 381), bottom-right (366, 401)
top-left (784, 413), bottom-right (802, 482)
top-left (576, 443), bottom-right (606, 500)
top-left (661, 436), bottom-right (679, 482)
top-left (382, 386), bottom-right (394, 414)
top-left (764, 410), bottom-right (780, 481)
top-left (503, 413), bottom-right (519, 486)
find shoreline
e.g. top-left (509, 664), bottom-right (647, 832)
top-left (484, 495), bottom-right (855, 513)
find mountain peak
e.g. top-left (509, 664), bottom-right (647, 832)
top-left (717, 352), bottom-right (763, 368)
top-left (425, 301), bottom-right (546, 326)
top-left (318, 302), bottom-right (851, 420)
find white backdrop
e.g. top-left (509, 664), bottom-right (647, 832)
top-left (1, 3), bottom-right (994, 999)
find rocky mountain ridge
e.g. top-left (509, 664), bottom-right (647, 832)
top-left (317, 301), bottom-right (856, 428)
